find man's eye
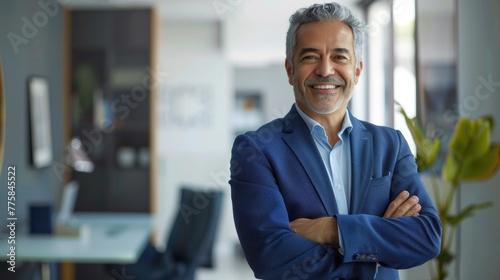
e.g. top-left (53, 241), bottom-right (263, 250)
top-left (303, 56), bottom-right (318, 60)
top-left (335, 56), bottom-right (348, 60)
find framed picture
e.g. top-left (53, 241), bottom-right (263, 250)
top-left (232, 92), bottom-right (264, 136)
top-left (28, 76), bottom-right (53, 168)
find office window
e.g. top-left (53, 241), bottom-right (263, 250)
top-left (393, 0), bottom-right (417, 154)
top-left (365, 0), bottom-right (417, 152)
top-left (366, 0), bottom-right (393, 127)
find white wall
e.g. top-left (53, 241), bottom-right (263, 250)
top-left (155, 20), bottom-right (235, 252)
top-left (223, 0), bottom-right (362, 66)
top-left (457, 0), bottom-right (500, 278)
top-left (234, 64), bottom-right (295, 123)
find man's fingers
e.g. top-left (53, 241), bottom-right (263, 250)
top-left (383, 191), bottom-right (410, 218)
top-left (384, 191), bottom-right (421, 218)
top-left (289, 218), bottom-right (309, 233)
top-left (393, 195), bottom-right (419, 217)
top-left (410, 203), bottom-right (421, 216)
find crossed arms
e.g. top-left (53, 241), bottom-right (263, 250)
top-left (290, 190), bottom-right (422, 246)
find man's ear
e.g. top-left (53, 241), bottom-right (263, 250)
top-left (285, 59), bottom-right (293, 85)
top-left (354, 60), bottom-right (363, 85)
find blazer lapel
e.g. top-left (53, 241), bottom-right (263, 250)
top-left (348, 111), bottom-right (373, 214)
top-left (281, 106), bottom-right (338, 216)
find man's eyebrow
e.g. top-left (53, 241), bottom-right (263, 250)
top-left (333, 48), bottom-right (351, 54)
top-left (297, 47), bottom-right (352, 56)
top-left (297, 47), bottom-right (321, 57)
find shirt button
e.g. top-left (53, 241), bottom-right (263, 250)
top-left (336, 184), bottom-right (342, 189)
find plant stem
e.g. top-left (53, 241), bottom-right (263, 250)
top-left (430, 170), bottom-right (441, 209)
top-left (429, 170), bottom-right (459, 280)
top-left (443, 182), bottom-right (459, 218)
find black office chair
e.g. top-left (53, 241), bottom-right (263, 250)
top-left (108, 187), bottom-right (224, 280)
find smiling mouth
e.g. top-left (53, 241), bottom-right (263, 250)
top-left (312, 84), bottom-right (340, 89)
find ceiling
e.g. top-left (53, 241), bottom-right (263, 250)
top-left (60, 0), bottom-right (361, 21)
top-left (59, 0), bottom-right (364, 66)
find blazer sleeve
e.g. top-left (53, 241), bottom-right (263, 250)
top-left (230, 133), bottom-right (376, 279)
top-left (337, 130), bottom-right (442, 269)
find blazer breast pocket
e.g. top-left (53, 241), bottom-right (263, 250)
top-left (369, 172), bottom-right (392, 187)
top-left (363, 173), bottom-right (392, 215)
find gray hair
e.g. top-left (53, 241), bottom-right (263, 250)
top-left (286, 2), bottom-right (367, 66)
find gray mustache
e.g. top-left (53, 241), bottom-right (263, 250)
top-left (305, 76), bottom-right (345, 86)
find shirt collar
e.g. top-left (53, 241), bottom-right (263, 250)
top-left (295, 103), bottom-right (353, 138)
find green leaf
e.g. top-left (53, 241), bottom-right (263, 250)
top-left (448, 118), bottom-right (490, 162)
top-left (436, 249), bottom-right (454, 264)
top-left (443, 117), bottom-right (500, 184)
top-left (446, 202), bottom-right (493, 226)
top-left (461, 144), bottom-right (500, 181)
top-left (396, 102), bottom-right (441, 169)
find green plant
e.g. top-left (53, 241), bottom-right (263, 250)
top-left (397, 103), bottom-right (500, 280)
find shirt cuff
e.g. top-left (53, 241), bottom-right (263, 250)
top-left (337, 223), bottom-right (345, 255)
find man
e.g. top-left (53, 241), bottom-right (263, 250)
top-left (229, 2), bottom-right (441, 280)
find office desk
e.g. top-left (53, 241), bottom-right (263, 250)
top-left (0, 212), bottom-right (152, 279)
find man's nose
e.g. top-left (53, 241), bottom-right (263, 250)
top-left (315, 57), bottom-right (335, 77)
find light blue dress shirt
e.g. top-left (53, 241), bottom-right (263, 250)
top-left (295, 104), bottom-right (353, 215)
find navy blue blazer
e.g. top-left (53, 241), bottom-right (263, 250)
top-left (230, 105), bottom-right (441, 280)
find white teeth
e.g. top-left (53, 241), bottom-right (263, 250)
top-left (313, 85), bottom-right (337, 89)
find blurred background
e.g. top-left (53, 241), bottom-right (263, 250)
top-left (0, 0), bottom-right (499, 279)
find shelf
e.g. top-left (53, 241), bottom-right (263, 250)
top-left (69, 9), bottom-right (153, 216)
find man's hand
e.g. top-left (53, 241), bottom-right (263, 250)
top-left (289, 217), bottom-right (339, 246)
top-left (383, 190), bottom-right (421, 218)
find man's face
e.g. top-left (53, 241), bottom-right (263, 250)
top-left (285, 20), bottom-right (363, 117)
